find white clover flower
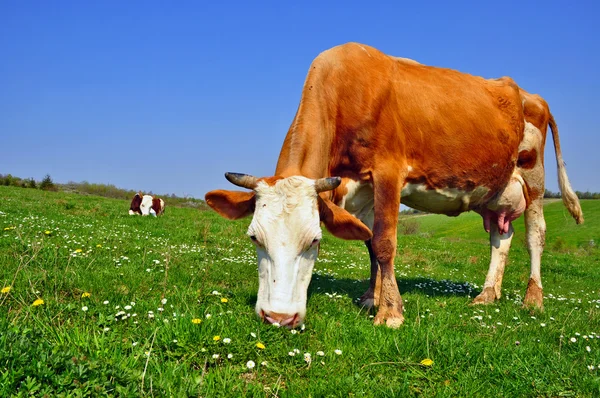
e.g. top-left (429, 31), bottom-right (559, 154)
top-left (316, 351), bottom-right (325, 356)
top-left (212, 354), bottom-right (219, 359)
top-left (540, 323), bottom-right (546, 327)
top-left (246, 360), bottom-right (255, 369)
top-left (290, 329), bottom-right (297, 335)
top-left (227, 353), bottom-right (233, 359)
top-left (586, 346), bottom-right (591, 352)
top-left (132, 342), bottom-right (138, 346)
top-left (250, 332), bottom-right (256, 338)
top-left (334, 349), bottom-right (342, 355)
top-left (212, 290), bottom-right (220, 295)
top-left (161, 298), bottom-right (167, 305)
top-left (223, 338), bottom-right (231, 344)
top-left (124, 305), bottom-right (132, 310)
top-left (288, 351), bottom-right (296, 356)
top-left (103, 300), bottom-right (109, 305)
top-left (304, 353), bottom-right (312, 363)
top-left (571, 337), bottom-right (577, 343)
top-left (81, 306), bottom-right (88, 312)
top-left (261, 361), bottom-right (267, 366)
top-left (588, 365), bottom-right (596, 371)
top-left (293, 348), bottom-right (300, 354)
top-left (272, 322), bottom-right (281, 328)
top-left (205, 314), bottom-right (212, 319)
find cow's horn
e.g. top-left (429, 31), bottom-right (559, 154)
top-left (225, 172), bottom-right (258, 190)
top-left (314, 177), bottom-right (342, 193)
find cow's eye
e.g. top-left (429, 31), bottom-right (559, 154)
top-left (250, 235), bottom-right (259, 244)
top-left (311, 238), bottom-right (320, 246)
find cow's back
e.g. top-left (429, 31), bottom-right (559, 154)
top-left (276, 43), bottom-right (526, 211)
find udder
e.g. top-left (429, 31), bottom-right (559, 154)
top-left (481, 174), bottom-right (526, 235)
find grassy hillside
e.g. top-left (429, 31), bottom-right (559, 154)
top-left (0, 186), bottom-right (599, 397)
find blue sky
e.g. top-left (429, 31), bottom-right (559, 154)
top-left (1, 1), bottom-right (599, 199)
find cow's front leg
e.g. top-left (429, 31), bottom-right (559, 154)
top-left (371, 173), bottom-right (404, 328)
top-left (472, 223), bottom-right (514, 305)
top-left (359, 239), bottom-right (381, 308)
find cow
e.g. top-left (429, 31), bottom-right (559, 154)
top-left (129, 193), bottom-right (165, 217)
top-left (205, 43), bottom-right (584, 328)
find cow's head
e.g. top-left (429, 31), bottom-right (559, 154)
top-left (140, 195), bottom-right (157, 216)
top-left (205, 173), bottom-right (372, 328)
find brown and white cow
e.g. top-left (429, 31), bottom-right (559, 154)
top-left (205, 43), bottom-right (583, 328)
top-left (129, 192), bottom-right (165, 217)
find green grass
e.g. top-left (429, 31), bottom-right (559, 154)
top-left (1, 186), bottom-right (599, 397)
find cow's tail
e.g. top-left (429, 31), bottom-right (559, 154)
top-left (549, 113), bottom-right (584, 224)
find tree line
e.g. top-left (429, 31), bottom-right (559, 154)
top-left (544, 189), bottom-right (600, 200)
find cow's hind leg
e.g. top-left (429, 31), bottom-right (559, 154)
top-left (519, 122), bottom-right (546, 310)
top-left (472, 224), bottom-right (514, 304)
top-left (522, 196), bottom-right (545, 310)
top-left (359, 239), bottom-right (382, 308)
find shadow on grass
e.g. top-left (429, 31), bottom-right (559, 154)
top-left (244, 274), bottom-right (479, 309)
top-left (309, 274), bottom-right (478, 301)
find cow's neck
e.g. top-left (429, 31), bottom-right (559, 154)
top-left (274, 97), bottom-right (333, 179)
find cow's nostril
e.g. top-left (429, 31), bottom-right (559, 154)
top-left (263, 311), bottom-right (299, 328)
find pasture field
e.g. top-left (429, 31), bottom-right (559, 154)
top-left (1, 185), bottom-right (599, 397)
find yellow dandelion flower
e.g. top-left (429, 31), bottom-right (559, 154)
top-left (192, 318), bottom-right (202, 324)
top-left (220, 297), bottom-right (228, 303)
top-left (420, 358), bottom-right (434, 367)
top-left (4, 227), bottom-right (15, 231)
top-left (213, 335), bottom-right (221, 341)
top-left (256, 342), bottom-right (265, 350)
top-left (96, 244), bottom-right (102, 248)
top-left (81, 292), bottom-right (91, 298)
top-left (75, 249), bottom-right (83, 253)
top-left (44, 230), bottom-right (52, 235)
top-left (32, 298), bottom-right (44, 306)
top-left (1, 286), bottom-right (11, 294)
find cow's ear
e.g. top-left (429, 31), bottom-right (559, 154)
top-left (205, 190), bottom-right (256, 220)
top-left (318, 196), bottom-right (372, 241)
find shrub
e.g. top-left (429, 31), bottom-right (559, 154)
top-left (398, 218), bottom-right (420, 235)
top-left (40, 175), bottom-right (57, 191)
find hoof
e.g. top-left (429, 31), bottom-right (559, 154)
top-left (359, 289), bottom-right (379, 309)
top-left (523, 279), bottom-right (544, 310)
top-left (373, 308), bottom-right (404, 328)
top-left (360, 297), bottom-right (375, 309)
top-left (471, 287), bottom-right (499, 305)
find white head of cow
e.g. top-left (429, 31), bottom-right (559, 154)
top-left (205, 173), bottom-right (373, 328)
top-left (140, 195), bottom-right (157, 216)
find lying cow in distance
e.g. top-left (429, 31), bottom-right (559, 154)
top-left (205, 43), bottom-right (583, 328)
top-left (129, 192), bottom-right (165, 216)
